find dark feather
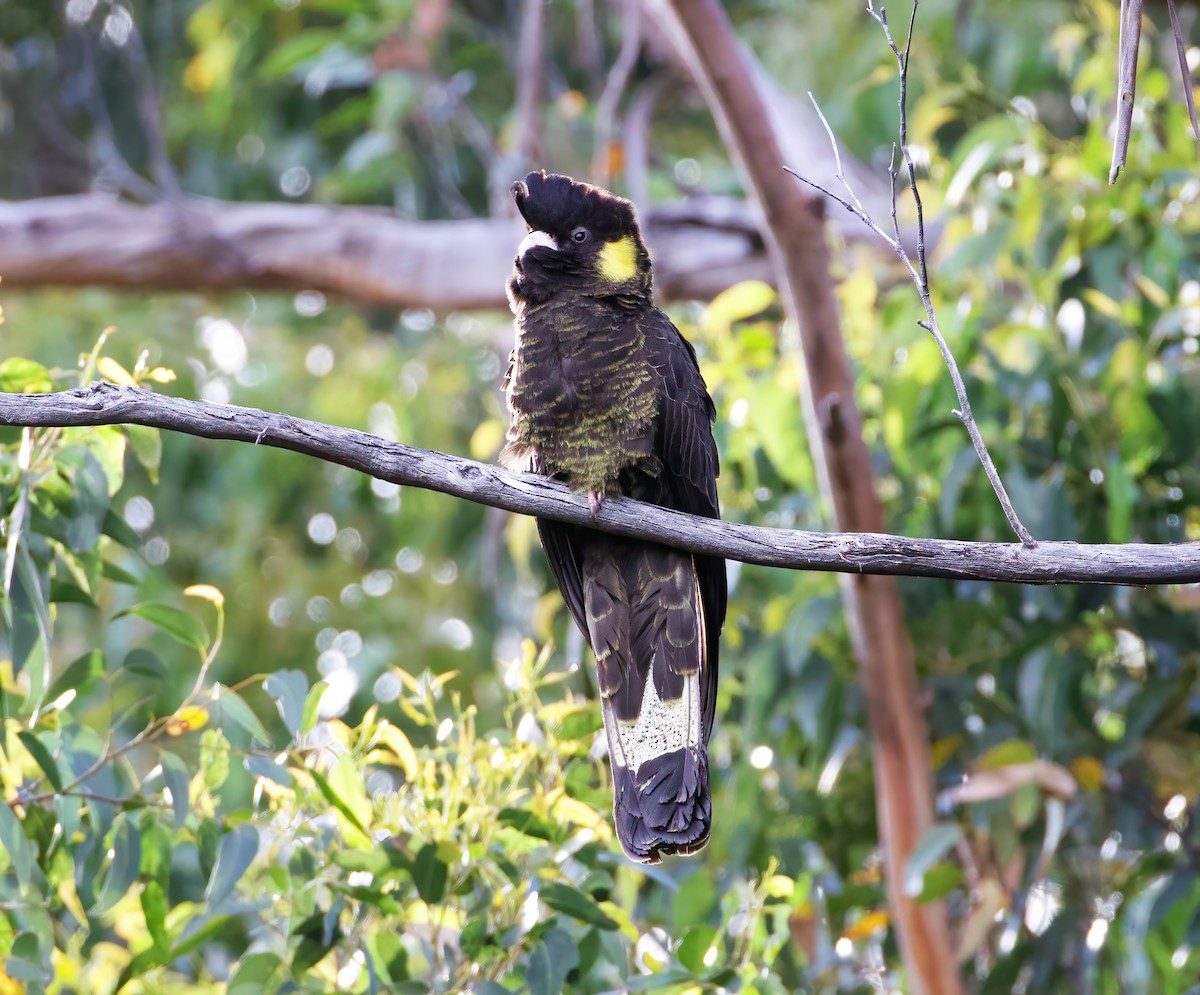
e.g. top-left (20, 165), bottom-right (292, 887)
top-left (503, 173), bottom-right (725, 863)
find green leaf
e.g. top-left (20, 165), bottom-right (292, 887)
top-left (101, 510), bottom-right (143, 551)
top-left (141, 881), bottom-right (169, 952)
top-left (264, 669), bottom-right (308, 737)
top-left (673, 871), bottom-right (717, 933)
top-left (17, 731), bottom-right (63, 793)
top-left (310, 768), bottom-right (371, 841)
top-left (556, 705), bottom-right (603, 741)
top-left (228, 952), bottom-right (281, 995)
top-left (0, 358), bottom-right (52, 393)
top-left (217, 685), bottom-right (272, 746)
top-left (206, 823), bottom-right (259, 907)
top-left (677, 924), bottom-right (718, 974)
top-left (101, 558), bottom-right (141, 585)
top-left (300, 679), bottom-right (328, 736)
top-left (170, 913), bottom-right (235, 961)
top-left (368, 933), bottom-right (408, 984)
top-left (624, 969), bottom-right (693, 991)
top-left (199, 728), bottom-right (230, 791)
top-left (459, 917), bottom-right (488, 959)
top-left (1150, 872), bottom-right (1197, 930)
top-left (114, 602), bottom-right (208, 653)
top-left (5, 931), bottom-right (48, 984)
top-left (124, 424), bottom-right (162, 483)
top-left (0, 801), bottom-right (32, 891)
top-left (11, 544), bottom-right (51, 699)
top-left (139, 815), bottom-right (171, 889)
top-left (498, 807), bottom-right (556, 841)
top-left (244, 754), bottom-right (292, 788)
top-left (903, 822), bottom-right (962, 898)
top-left (49, 579), bottom-right (95, 606)
top-left (706, 280), bottom-right (776, 327)
top-left (326, 753), bottom-right (372, 836)
top-left (290, 911), bottom-right (338, 977)
top-left (526, 926), bottom-right (578, 995)
top-left (197, 819), bottom-right (221, 882)
top-left (1105, 455), bottom-right (1136, 543)
top-left (159, 751), bottom-right (191, 832)
top-left (64, 426), bottom-right (126, 497)
top-left (916, 862), bottom-right (964, 903)
top-left (47, 649), bottom-right (105, 704)
top-left (259, 29), bottom-right (339, 80)
top-left (92, 818), bottom-right (142, 915)
top-left (539, 881), bottom-right (617, 930)
top-left (413, 843), bottom-right (448, 904)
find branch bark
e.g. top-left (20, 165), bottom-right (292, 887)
top-left (1111, 0), bottom-right (1145, 183)
top-left (646, 0), bottom-right (962, 990)
top-left (3, 384), bottom-right (1199, 586)
top-left (0, 194), bottom-right (774, 311)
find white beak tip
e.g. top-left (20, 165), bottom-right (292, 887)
top-left (518, 230), bottom-right (558, 258)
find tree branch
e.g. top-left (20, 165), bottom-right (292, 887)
top-left (0, 194), bottom-right (773, 311)
top-left (4, 385), bottom-right (1198, 586)
top-left (1166, 0), bottom-right (1199, 141)
top-left (1111, 0), bottom-right (1145, 184)
top-left (648, 0), bottom-right (961, 988)
top-left (789, 0), bottom-right (1035, 548)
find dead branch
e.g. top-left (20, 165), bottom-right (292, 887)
top-left (788, 0), bottom-right (1035, 547)
top-left (3, 383), bottom-right (1199, 585)
top-left (0, 194), bottom-right (773, 311)
top-left (1166, 0), bottom-right (1199, 140)
top-left (1111, 0), bottom-right (1146, 183)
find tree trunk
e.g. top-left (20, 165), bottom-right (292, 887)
top-left (648, 1), bottom-right (963, 991)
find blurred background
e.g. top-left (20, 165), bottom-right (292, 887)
top-left (3, 0), bottom-right (1200, 990)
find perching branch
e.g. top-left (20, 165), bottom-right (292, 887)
top-left (5, 385), bottom-right (1200, 585)
top-left (787, 0), bottom-right (1036, 548)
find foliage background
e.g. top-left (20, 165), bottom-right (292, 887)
top-left (2, 0), bottom-right (1200, 991)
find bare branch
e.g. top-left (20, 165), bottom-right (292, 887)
top-left (792, 1), bottom-right (1036, 548)
top-left (4, 384), bottom-right (1198, 586)
top-left (1110, 0), bottom-right (1145, 184)
top-left (0, 194), bottom-right (775, 311)
top-left (1166, 0), bottom-right (1199, 142)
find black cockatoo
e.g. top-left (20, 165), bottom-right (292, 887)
top-left (501, 171), bottom-right (727, 863)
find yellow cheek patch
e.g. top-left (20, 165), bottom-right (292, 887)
top-left (597, 236), bottom-right (638, 283)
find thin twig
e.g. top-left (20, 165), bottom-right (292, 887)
top-left (4, 383), bottom-right (1200, 584)
top-left (1166, 0), bottom-right (1199, 142)
top-left (790, 1), bottom-right (1037, 547)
